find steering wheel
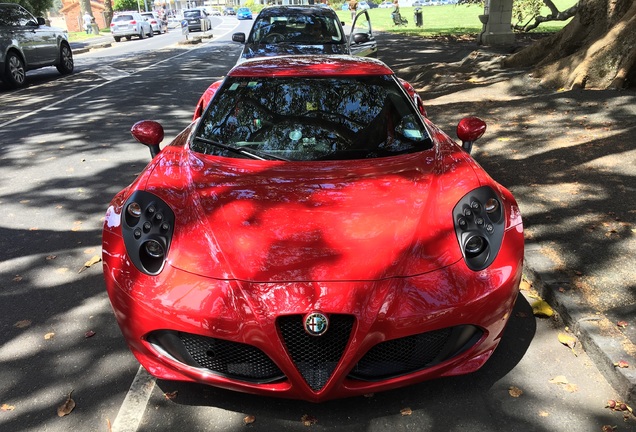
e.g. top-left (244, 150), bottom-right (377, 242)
top-left (263, 32), bottom-right (285, 43)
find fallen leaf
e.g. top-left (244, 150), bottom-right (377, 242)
top-left (617, 321), bottom-right (629, 328)
top-left (46, 255), bottom-right (57, 260)
top-left (508, 386), bottom-right (523, 397)
top-left (558, 332), bottom-right (577, 356)
top-left (301, 414), bottom-right (317, 426)
top-left (14, 320), bottom-right (32, 328)
top-left (78, 255), bottom-right (101, 273)
top-left (85, 330), bottom-right (96, 338)
top-left (57, 391), bottom-right (75, 417)
top-left (244, 415), bottom-right (255, 425)
top-left (1, 403), bottom-right (15, 411)
top-left (13, 275), bottom-right (22, 282)
top-left (400, 407), bottom-right (412, 416)
top-left (531, 299), bottom-right (554, 318)
top-left (614, 360), bottom-right (629, 368)
top-left (601, 426), bottom-right (617, 432)
top-left (548, 375), bottom-right (568, 385)
top-left (44, 332), bottom-right (55, 340)
top-left (519, 280), bottom-right (532, 291)
top-left (564, 383), bottom-right (578, 393)
top-left (163, 390), bottom-right (178, 400)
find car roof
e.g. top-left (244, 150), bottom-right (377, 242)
top-left (256, 5), bottom-right (339, 18)
top-left (228, 55), bottom-right (394, 78)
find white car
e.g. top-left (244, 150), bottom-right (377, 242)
top-left (359, 1), bottom-right (371, 9)
top-left (140, 12), bottom-right (167, 34)
top-left (379, 1), bottom-right (393, 7)
top-left (110, 12), bottom-right (153, 42)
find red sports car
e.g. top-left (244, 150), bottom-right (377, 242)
top-left (102, 55), bottom-right (524, 402)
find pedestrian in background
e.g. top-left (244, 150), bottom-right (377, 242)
top-left (348, 0), bottom-right (358, 21)
top-left (83, 12), bottom-right (92, 34)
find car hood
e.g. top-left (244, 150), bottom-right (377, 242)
top-left (145, 146), bottom-right (479, 282)
top-left (241, 43), bottom-right (349, 61)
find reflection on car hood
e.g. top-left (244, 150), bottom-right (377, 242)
top-left (146, 147), bottom-right (479, 282)
top-left (241, 43), bottom-right (349, 61)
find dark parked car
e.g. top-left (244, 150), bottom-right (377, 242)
top-left (0, 2), bottom-right (74, 88)
top-left (183, 8), bottom-right (211, 32)
top-left (231, 5), bottom-right (376, 63)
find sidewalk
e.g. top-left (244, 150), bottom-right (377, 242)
top-left (375, 31), bottom-right (636, 404)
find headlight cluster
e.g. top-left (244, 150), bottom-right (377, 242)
top-left (453, 186), bottom-right (505, 271)
top-left (122, 191), bottom-right (175, 275)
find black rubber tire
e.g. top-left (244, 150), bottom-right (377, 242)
top-left (139, 28), bottom-right (145, 39)
top-left (3, 51), bottom-right (26, 88)
top-left (114, 36), bottom-right (121, 42)
top-left (56, 43), bottom-right (74, 75)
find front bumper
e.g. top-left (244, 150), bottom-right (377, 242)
top-left (103, 224), bottom-right (523, 402)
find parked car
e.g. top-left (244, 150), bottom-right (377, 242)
top-left (231, 6), bottom-right (377, 63)
top-left (236, 7), bottom-right (253, 20)
top-left (103, 54), bottom-right (524, 403)
top-left (209, 8), bottom-right (222, 16)
top-left (223, 7), bottom-right (236, 15)
top-left (183, 8), bottom-right (211, 32)
top-left (110, 12), bottom-right (153, 42)
top-left (140, 11), bottom-right (167, 34)
top-left (0, 2), bottom-right (73, 88)
top-left (358, 1), bottom-right (371, 9)
top-left (379, 1), bottom-right (393, 7)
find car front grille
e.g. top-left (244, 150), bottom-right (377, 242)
top-left (278, 314), bottom-right (355, 391)
top-left (147, 330), bottom-right (285, 383)
top-left (348, 325), bottom-right (483, 381)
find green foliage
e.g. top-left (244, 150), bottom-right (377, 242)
top-left (10, 0), bottom-right (54, 16)
top-left (113, 0), bottom-right (139, 12)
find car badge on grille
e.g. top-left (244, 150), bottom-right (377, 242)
top-left (304, 312), bottom-right (329, 337)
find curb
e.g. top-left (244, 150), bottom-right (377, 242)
top-left (72, 42), bottom-right (112, 55)
top-left (523, 247), bottom-right (636, 404)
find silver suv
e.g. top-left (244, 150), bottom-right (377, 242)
top-left (110, 12), bottom-right (153, 42)
top-left (0, 3), bottom-right (74, 88)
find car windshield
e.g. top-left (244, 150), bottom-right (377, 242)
top-left (113, 15), bottom-right (135, 22)
top-left (192, 75), bottom-right (432, 161)
top-left (249, 14), bottom-right (343, 44)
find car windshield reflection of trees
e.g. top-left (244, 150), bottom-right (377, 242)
top-left (250, 16), bottom-right (343, 45)
top-left (193, 76), bottom-right (432, 161)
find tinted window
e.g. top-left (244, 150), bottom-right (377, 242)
top-left (184, 10), bottom-right (202, 18)
top-left (113, 15), bottom-right (135, 22)
top-left (250, 14), bottom-right (343, 44)
top-left (194, 76), bottom-right (431, 161)
top-left (0, 4), bottom-right (37, 27)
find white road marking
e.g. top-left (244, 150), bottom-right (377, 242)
top-left (111, 367), bottom-right (156, 432)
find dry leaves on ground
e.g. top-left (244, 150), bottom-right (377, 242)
top-left (57, 391), bottom-right (75, 417)
top-left (301, 414), bottom-right (317, 426)
top-left (558, 332), bottom-right (578, 356)
top-left (508, 386), bottom-right (523, 397)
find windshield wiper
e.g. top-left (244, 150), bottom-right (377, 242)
top-left (193, 136), bottom-right (290, 161)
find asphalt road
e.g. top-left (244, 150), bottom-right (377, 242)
top-left (0, 17), bottom-right (635, 432)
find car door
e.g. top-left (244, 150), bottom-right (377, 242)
top-left (349, 10), bottom-right (377, 58)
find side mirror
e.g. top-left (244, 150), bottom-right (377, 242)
top-left (352, 33), bottom-right (370, 44)
top-left (232, 32), bottom-right (246, 43)
top-left (131, 120), bottom-right (164, 158)
top-left (456, 117), bottom-right (486, 154)
top-left (37, 17), bottom-right (46, 26)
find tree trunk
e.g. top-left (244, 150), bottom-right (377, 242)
top-left (79, 0), bottom-right (93, 20)
top-left (104, 0), bottom-right (114, 27)
top-left (503, 0), bottom-right (636, 89)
